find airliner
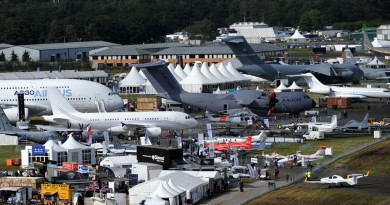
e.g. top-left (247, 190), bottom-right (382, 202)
top-left (0, 79), bottom-right (124, 122)
top-left (42, 87), bottom-right (198, 137)
top-left (293, 73), bottom-right (390, 98)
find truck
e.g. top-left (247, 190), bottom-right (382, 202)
top-left (302, 131), bottom-right (324, 140)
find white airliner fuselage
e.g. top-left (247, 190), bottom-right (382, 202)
top-left (295, 73), bottom-right (390, 98)
top-left (43, 87), bottom-right (198, 137)
top-left (0, 79), bottom-right (124, 122)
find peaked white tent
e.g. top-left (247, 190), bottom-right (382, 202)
top-left (144, 195), bottom-right (168, 205)
top-left (139, 70), bottom-right (157, 94)
top-left (287, 29), bottom-right (307, 43)
top-left (274, 82), bottom-right (290, 92)
top-left (366, 56), bottom-right (386, 68)
top-left (200, 63), bottom-right (223, 92)
top-left (60, 134), bottom-right (96, 164)
top-left (119, 66), bottom-right (146, 94)
top-left (180, 64), bottom-right (215, 93)
top-left (183, 63), bottom-right (192, 75)
top-left (209, 63), bottom-right (233, 90)
top-left (167, 65), bottom-right (183, 82)
top-left (226, 62), bottom-right (251, 88)
top-left (174, 64), bottom-right (187, 79)
top-left (372, 38), bottom-right (383, 48)
top-left (288, 81), bottom-right (304, 92)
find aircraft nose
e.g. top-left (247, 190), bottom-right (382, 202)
top-left (114, 95), bottom-right (124, 110)
top-left (191, 119), bottom-right (199, 127)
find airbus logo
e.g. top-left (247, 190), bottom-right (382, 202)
top-left (14, 89), bottom-right (72, 97)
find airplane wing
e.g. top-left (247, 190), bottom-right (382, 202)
top-left (35, 125), bottom-right (82, 132)
top-left (329, 89), bottom-right (367, 98)
top-left (304, 178), bottom-right (328, 184)
top-left (301, 64), bottom-right (335, 76)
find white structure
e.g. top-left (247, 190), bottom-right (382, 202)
top-left (372, 38), bottom-right (383, 47)
top-left (376, 25), bottom-right (390, 47)
top-left (99, 156), bottom-right (138, 168)
top-left (229, 22), bottom-right (276, 43)
top-left (180, 63), bottom-right (215, 93)
top-left (287, 30), bottom-right (307, 43)
top-left (139, 70), bottom-right (157, 94)
top-left (21, 135), bottom-right (96, 166)
top-left (119, 66), bottom-right (146, 94)
top-left (288, 81), bottom-right (304, 92)
top-left (274, 82), bottom-right (290, 92)
top-left (174, 64), bottom-right (188, 79)
top-left (167, 65), bottom-right (183, 82)
top-left (129, 171), bottom-right (211, 205)
top-left (365, 56), bottom-right (387, 68)
top-left (209, 63), bottom-right (234, 90)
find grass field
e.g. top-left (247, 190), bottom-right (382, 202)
top-left (246, 136), bottom-right (374, 160)
top-left (246, 139), bottom-right (390, 205)
top-left (0, 145), bottom-right (25, 172)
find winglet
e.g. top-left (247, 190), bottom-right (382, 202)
top-left (304, 177), bottom-right (307, 182)
top-left (364, 171), bottom-right (370, 177)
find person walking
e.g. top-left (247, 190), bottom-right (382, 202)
top-left (274, 166), bottom-right (279, 178)
top-left (239, 180), bottom-right (244, 192)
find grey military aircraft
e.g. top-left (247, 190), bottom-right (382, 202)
top-left (221, 36), bottom-right (364, 84)
top-left (137, 61), bottom-right (315, 116)
top-left (0, 107), bottom-right (58, 144)
top-left (338, 113), bottom-right (370, 132)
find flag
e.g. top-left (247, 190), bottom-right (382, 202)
top-left (87, 135), bottom-right (93, 145)
top-left (86, 123), bottom-right (92, 142)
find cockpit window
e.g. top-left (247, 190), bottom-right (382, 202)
top-left (185, 116), bottom-right (191, 119)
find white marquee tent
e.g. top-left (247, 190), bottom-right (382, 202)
top-left (287, 29), bottom-right (307, 43)
top-left (180, 64), bottom-right (215, 93)
top-left (119, 66), bottom-right (146, 94)
top-left (174, 64), bottom-right (187, 79)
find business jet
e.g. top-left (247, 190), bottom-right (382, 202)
top-left (304, 171), bottom-right (370, 187)
top-left (42, 87), bottom-right (198, 137)
top-left (204, 131), bottom-right (268, 144)
top-left (0, 79), bottom-right (124, 122)
top-left (267, 146), bottom-right (327, 163)
top-left (292, 73), bottom-right (390, 98)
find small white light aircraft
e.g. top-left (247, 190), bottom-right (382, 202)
top-left (304, 171), bottom-right (370, 187)
top-left (283, 115), bottom-right (337, 133)
top-left (42, 87), bottom-right (198, 138)
top-left (291, 72), bottom-right (390, 98)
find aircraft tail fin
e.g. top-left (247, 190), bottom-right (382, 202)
top-left (245, 136), bottom-right (252, 146)
top-left (136, 61), bottom-right (185, 95)
top-left (330, 115), bottom-right (338, 128)
top-left (314, 146), bottom-right (326, 156)
top-left (0, 107), bottom-right (18, 132)
top-left (47, 87), bottom-right (79, 115)
top-left (342, 48), bottom-right (356, 65)
top-left (364, 171), bottom-right (370, 177)
top-left (221, 36), bottom-right (263, 65)
top-left (363, 32), bottom-right (374, 50)
top-left (362, 113), bottom-right (369, 124)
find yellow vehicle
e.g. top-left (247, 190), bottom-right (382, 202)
top-left (41, 184), bottom-right (75, 205)
top-left (380, 118), bottom-right (390, 126)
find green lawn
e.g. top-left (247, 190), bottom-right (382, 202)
top-left (0, 145), bottom-right (25, 172)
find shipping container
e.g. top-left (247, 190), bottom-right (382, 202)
top-left (6, 159), bottom-right (13, 167)
top-left (327, 97), bottom-right (351, 109)
top-left (137, 97), bottom-right (157, 111)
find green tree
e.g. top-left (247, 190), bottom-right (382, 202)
top-left (299, 9), bottom-right (324, 32)
top-left (0, 52), bottom-right (5, 62)
top-left (22, 50), bottom-right (31, 62)
top-left (185, 19), bottom-right (219, 41)
top-left (10, 51), bottom-right (18, 62)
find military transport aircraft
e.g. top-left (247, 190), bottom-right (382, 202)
top-left (0, 106), bottom-right (58, 144)
top-left (221, 36), bottom-right (363, 84)
top-left (137, 61), bottom-right (315, 116)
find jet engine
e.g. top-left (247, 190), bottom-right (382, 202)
top-left (3, 107), bottom-right (29, 123)
top-left (337, 70), bottom-right (353, 79)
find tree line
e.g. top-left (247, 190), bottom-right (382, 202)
top-left (0, 0), bottom-right (389, 45)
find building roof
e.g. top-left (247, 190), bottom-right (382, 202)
top-left (0, 70), bottom-right (108, 80)
top-left (153, 43), bottom-right (285, 55)
top-left (90, 46), bottom-right (151, 56)
top-left (20, 41), bottom-right (118, 50)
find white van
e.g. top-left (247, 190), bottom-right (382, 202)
top-left (304, 110), bottom-right (319, 116)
